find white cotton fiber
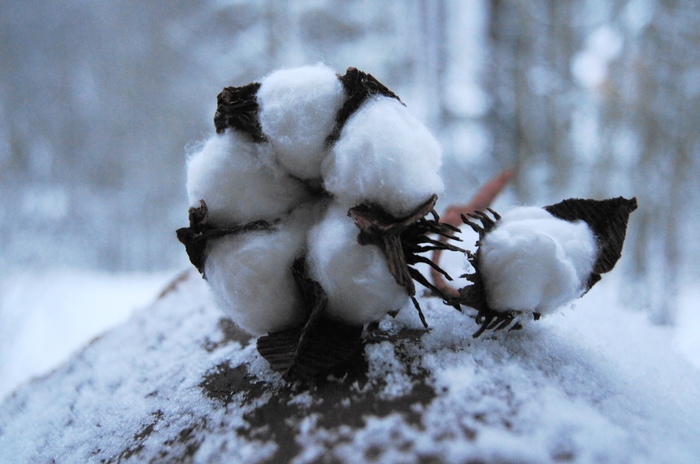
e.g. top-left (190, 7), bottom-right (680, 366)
top-left (257, 64), bottom-right (345, 180)
top-left (186, 131), bottom-right (309, 227)
top-left (322, 97), bottom-right (443, 217)
top-left (478, 207), bottom-right (598, 315)
top-left (204, 201), bottom-right (329, 335)
top-left (203, 203), bottom-right (325, 335)
top-left (307, 204), bottom-right (409, 325)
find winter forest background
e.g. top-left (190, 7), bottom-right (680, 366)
top-left (1, 0), bottom-right (699, 398)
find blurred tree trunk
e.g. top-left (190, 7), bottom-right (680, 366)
top-left (485, 1), bottom-right (580, 204)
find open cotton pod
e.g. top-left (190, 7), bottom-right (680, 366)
top-left (178, 65), bottom-right (457, 380)
top-left (457, 197), bottom-right (637, 337)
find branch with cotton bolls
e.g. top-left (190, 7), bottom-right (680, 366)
top-left (177, 64), bottom-right (637, 382)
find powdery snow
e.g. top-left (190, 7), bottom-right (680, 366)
top-left (674, 284), bottom-right (700, 370)
top-left (1, 271), bottom-right (700, 463)
top-left (0, 269), bottom-right (175, 402)
top-left (478, 206), bottom-right (597, 314)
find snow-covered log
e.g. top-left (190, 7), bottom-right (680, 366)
top-left (2, 270), bottom-right (700, 463)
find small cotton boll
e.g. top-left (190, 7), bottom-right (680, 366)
top-left (257, 64), bottom-right (345, 180)
top-left (307, 204), bottom-right (409, 325)
top-left (322, 97), bottom-right (444, 217)
top-left (186, 131), bottom-right (309, 227)
top-left (478, 207), bottom-right (598, 315)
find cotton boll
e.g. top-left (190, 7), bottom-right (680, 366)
top-left (257, 64), bottom-right (345, 180)
top-left (204, 209), bottom-right (314, 336)
top-left (478, 207), bottom-right (598, 315)
top-left (307, 204), bottom-right (409, 325)
top-left (186, 131), bottom-right (309, 227)
top-left (322, 97), bottom-right (444, 217)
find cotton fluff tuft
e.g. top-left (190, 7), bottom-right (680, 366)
top-left (307, 204), bottom-right (409, 325)
top-left (186, 131), bottom-right (309, 227)
top-left (478, 207), bottom-right (598, 315)
top-left (257, 64), bottom-right (345, 180)
top-left (204, 203), bottom-right (326, 335)
top-left (322, 97), bottom-right (443, 217)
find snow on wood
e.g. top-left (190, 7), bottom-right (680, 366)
top-left (2, 270), bottom-right (700, 463)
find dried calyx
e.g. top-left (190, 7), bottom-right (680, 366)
top-left (256, 258), bottom-right (364, 381)
top-left (457, 209), bottom-right (527, 338)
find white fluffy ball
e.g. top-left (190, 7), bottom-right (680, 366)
top-left (478, 207), bottom-right (598, 315)
top-left (204, 203), bottom-right (326, 335)
top-left (322, 96), bottom-right (443, 217)
top-left (307, 204), bottom-right (409, 325)
top-left (257, 64), bottom-right (345, 180)
top-left (186, 131), bottom-right (309, 227)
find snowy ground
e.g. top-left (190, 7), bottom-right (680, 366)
top-left (0, 269), bottom-right (179, 401)
top-left (674, 284), bottom-right (700, 370)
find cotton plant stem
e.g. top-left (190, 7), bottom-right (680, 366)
top-left (430, 169), bottom-right (514, 299)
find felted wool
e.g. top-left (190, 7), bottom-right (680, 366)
top-left (257, 64), bottom-right (346, 180)
top-left (478, 207), bottom-right (598, 315)
top-left (186, 131), bottom-right (309, 227)
top-left (307, 204), bottom-right (409, 325)
top-left (322, 96), bottom-right (443, 217)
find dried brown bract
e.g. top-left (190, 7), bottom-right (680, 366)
top-left (214, 82), bottom-right (266, 142)
top-left (457, 209), bottom-right (527, 338)
top-left (256, 258), bottom-right (364, 381)
top-left (326, 67), bottom-right (403, 146)
top-left (349, 194), bottom-right (464, 328)
top-left (176, 200), bottom-right (273, 276)
top-left (544, 197), bottom-right (638, 291)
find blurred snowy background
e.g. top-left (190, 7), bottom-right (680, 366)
top-left (1, 0), bottom-right (699, 400)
